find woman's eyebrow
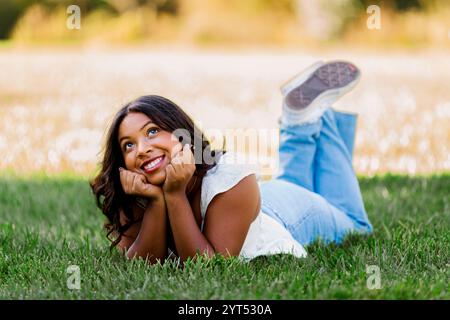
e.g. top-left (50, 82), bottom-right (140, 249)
top-left (140, 120), bottom-right (154, 130)
top-left (119, 121), bottom-right (155, 143)
top-left (119, 136), bottom-right (130, 144)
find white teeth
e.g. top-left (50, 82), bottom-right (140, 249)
top-left (144, 156), bottom-right (163, 170)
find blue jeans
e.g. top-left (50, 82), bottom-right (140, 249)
top-left (259, 108), bottom-right (373, 245)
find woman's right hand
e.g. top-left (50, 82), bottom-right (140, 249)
top-left (119, 167), bottom-right (164, 200)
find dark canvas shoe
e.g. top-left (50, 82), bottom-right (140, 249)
top-left (281, 61), bottom-right (361, 125)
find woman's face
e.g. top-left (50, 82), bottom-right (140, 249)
top-left (118, 112), bottom-right (180, 185)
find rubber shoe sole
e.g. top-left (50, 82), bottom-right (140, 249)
top-left (284, 61), bottom-right (360, 111)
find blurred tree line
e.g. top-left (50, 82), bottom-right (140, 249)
top-left (0, 0), bottom-right (445, 40)
top-left (0, 0), bottom-right (178, 38)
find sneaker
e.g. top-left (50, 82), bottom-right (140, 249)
top-left (280, 60), bottom-right (361, 125)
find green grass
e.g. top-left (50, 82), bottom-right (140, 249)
top-left (0, 173), bottom-right (449, 299)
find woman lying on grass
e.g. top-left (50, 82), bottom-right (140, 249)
top-left (90, 61), bottom-right (373, 264)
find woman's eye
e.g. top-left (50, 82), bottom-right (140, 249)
top-left (124, 142), bottom-right (134, 151)
top-left (147, 127), bottom-right (159, 136)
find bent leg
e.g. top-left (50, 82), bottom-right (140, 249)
top-left (275, 110), bottom-right (358, 193)
top-left (260, 179), bottom-right (359, 245)
top-left (275, 121), bottom-right (321, 192)
top-left (334, 110), bottom-right (358, 159)
top-left (314, 109), bottom-right (372, 231)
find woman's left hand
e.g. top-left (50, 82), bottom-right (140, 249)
top-left (163, 143), bottom-right (196, 195)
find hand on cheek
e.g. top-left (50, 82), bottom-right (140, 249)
top-left (163, 143), bottom-right (196, 195)
top-left (119, 167), bottom-right (164, 200)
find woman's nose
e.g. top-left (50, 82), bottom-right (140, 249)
top-left (136, 140), bottom-right (153, 156)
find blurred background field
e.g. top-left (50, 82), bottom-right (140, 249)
top-left (1, 1), bottom-right (449, 300)
top-left (0, 0), bottom-right (449, 178)
top-left (2, 0), bottom-right (450, 48)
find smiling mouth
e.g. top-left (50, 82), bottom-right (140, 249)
top-left (141, 155), bottom-right (165, 173)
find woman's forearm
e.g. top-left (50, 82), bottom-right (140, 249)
top-left (164, 192), bottom-right (215, 261)
top-left (126, 196), bottom-right (167, 264)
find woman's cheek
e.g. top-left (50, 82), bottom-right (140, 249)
top-left (123, 154), bottom-right (134, 170)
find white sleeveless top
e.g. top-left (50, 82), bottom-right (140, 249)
top-left (200, 152), bottom-right (307, 261)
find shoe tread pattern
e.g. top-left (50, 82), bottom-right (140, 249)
top-left (286, 61), bottom-right (359, 110)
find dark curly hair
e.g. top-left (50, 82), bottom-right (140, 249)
top-left (90, 95), bottom-right (225, 249)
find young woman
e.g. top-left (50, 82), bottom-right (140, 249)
top-left (91, 61), bottom-right (373, 264)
